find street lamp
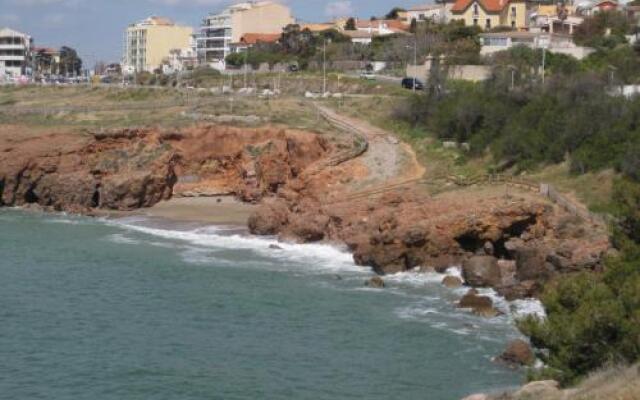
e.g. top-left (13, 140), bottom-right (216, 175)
top-left (405, 36), bottom-right (418, 92)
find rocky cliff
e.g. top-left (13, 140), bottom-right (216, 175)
top-left (0, 125), bottom-right (328, 213)
top-left (249, 179), bottom-right (610, 300)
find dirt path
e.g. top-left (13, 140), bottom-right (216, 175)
top-left (314, 103), bottom-right (425, 190)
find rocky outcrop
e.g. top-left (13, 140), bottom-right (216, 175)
top-left (498, 339), bottom-right (535, 367)
top-left (249, 181), bottom-right (611, 300)
top-left (0, 130), bottom-right (177, 212)
top-left (0, 126), bottom-right (329, 213)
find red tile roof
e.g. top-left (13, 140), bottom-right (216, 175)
top-left (240, 33), bottom-right (281, 45)
top-left (451, 0), bottom-right (512, 13)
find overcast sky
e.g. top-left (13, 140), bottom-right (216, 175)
top-left (0, 0), bottom-right (430, 66)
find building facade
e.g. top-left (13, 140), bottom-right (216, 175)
top-left (197, 1), bottom-right (294, 69)
top-left (407, 3), bottom-right (454, 24)
top-left (450, 0), bottom-right (527, 30)
top-left (123, 16), bottom-right (193, 73)
top-left (0, 28), bottom-right (32, 78)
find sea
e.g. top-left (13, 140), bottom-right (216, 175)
top-left (0, 209), bottom-right (543, 400)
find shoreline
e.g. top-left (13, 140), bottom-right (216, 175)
top-left (101, 196), bottom-right (256, 227)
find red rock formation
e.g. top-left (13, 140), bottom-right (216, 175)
top-left (0, 125), bottom-right (329, 213)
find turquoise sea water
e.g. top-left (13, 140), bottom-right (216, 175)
top-left (0, 209), bottom-right (531, 400)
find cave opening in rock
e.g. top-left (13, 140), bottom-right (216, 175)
top-left (24, 187), bottom-right (38, 204)
top-left (455, 233), bottom-right (485, 253)
top-left (91, 187), bottom-right (100, 208)
top-left (506, 216), bottom-right (537, 237)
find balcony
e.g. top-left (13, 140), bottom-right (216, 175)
top-left (0, 55), bottom-right (25, 62)
top-left (0, 44), bottom-right (27, 51)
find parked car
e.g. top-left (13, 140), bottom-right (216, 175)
top-left (360, 71), bottom-right (376, 80)
top-left (401, 77), bottom-right (424, 90)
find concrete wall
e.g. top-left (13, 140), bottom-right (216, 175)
top-left (231, 3), bottom-right (294, 43)
top-left (406, 62), bottom-right (491, 82)
top-left (145, 25), bottom-right (193, 72)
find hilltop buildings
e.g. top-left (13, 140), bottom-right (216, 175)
top-left (450, 0), bottom-right (528, 30)
top-left (196, 1), bottom-right (294, 69)
top-left (123, 16), bottom-right (193, 73)
top-left (0, 28), bottom-right (32, 78)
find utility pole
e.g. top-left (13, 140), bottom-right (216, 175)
top-left (413, 36), bottom-right (417, 93)
top-left (244, 48), bottom-right (248, 89)
top-left (323, 39), bottom-right (327, 94)
top-left (541, 46), bottom-right (546, 85)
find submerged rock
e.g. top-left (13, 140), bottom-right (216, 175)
top-left (442, 275), bottom-right (463, 288)
top-left (365, 276), bottom-right (385, 289)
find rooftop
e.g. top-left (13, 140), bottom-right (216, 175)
top-left (451, 0), bottom-right (521, 13)
top-left (239, 33), bottom-right (281, 44)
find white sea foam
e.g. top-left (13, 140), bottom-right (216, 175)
top-left (383, 267), bottom-right (462, 287)
top-left (107, 233), bottom-right (140, 245)
top-left (108, 218), bottom-right (363, 275)
top-left (510, 298), bottom-right (547, 319)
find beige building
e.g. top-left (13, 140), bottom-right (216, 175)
top-left (123, 16), bottom-right (193, 73)
top-left (450, 0), bottom-right (527, 30)
top-left (197, 1), bottom-right (294, 69)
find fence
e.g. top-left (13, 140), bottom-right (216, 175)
top-left (450, 173), bottom-right (607, 226)
top-left (313, 104), bottom-right (369, 168)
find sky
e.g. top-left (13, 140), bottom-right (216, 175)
top-left (0, 0), bottom-right (430, 67)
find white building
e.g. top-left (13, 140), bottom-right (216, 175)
top-left (406, 3), bottom-right (453, 24)
top-left (479, 32), bottom-right (595, 60)
top-left (0, 28), bottom-right (32, 79)
top-left (197, 1), bottom-right (294, 70)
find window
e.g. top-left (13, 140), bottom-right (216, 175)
top-left (511, 20), bottom-right (516, 28)
top-left (473, 18), bottom-right (478, 26)
top-left (473, 4), bottom-right (479, 15)
top-left (486, 19), bottom-right (491, 28)
top-left (511, 6), bottom-right (516, 16)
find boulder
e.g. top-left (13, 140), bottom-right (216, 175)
top-left (248, 199), bottom-right (289, 235)
top-left (458, 289), bottom-right (493, 309)
top-left (365, 276), bottom-right (385, 289)
top-left (286, 213), bottom-right (330, 242)
top-left (498, 339), bottom-right (535, 367)
top-left (515, 247), bottom-right (555, 282)
top-left (462, 256), bottom-right (501, 287)
top-left (442, 275), bottom-right (463, 288)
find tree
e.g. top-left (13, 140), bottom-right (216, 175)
top-left (385, 7), bottom-right (406, 20)
top-left (58, 46), bottom-right (82, 76)
top-left (574, 10), bottom-right (633, 48)
top-left (344, 17), bottom-right (356, 31)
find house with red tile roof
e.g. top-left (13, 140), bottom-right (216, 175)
top-left (450, 0), bottom-right (528, 30)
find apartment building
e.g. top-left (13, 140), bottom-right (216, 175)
top-left (450, 0), bottom-right (527, 30)
top-left (0, 28), bottom-right (32, 78)
top-left (123, 16), bottom-right (193, 73)
top-left (197, 1), bottom-right (294, 69)
top-left (406, 2), bottom-right (455, 24)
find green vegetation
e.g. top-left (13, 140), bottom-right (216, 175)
top-left (519, 177), bottom-right (640, 385)
top-left (384, 17), bottom-right (640, 386)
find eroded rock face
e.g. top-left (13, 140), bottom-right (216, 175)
top-left (249, 183), bottom-right (610, 299)
top-left (0, 126), bottom-right (329, 213)
top-left (0, 130), bottom-right (177, 212)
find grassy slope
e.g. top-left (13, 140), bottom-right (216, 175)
top-left (325, 94), bottom-right (617, 211)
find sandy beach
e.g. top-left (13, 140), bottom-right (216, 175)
top-left (140, 196), bottom-right (256, 226)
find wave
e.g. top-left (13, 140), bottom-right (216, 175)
top-left (107, 217), bottom-right (364, 275)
